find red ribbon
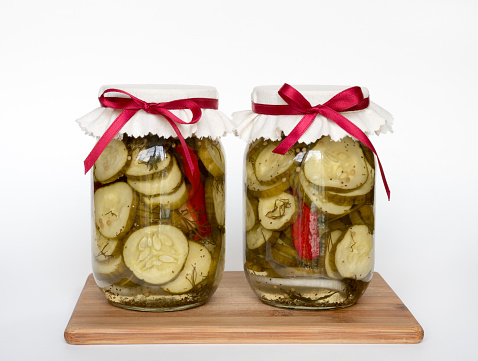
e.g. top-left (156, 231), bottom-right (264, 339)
top-left (252, 84), bottom-right (390, 200)
top-left (83, 88), bottom-right (219, 174)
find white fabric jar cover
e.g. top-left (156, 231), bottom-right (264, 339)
top-left (77, 84), bottom-right (233, 140)
top-left (232, 85), bottom-right (393, 144)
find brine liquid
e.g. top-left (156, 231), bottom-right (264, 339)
top-left (245, 268), bottom-right (369, 309)
top-left (100, 282), bottom-right (216, 312)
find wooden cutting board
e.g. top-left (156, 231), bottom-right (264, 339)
top-left (64, 271), bottom-right (423, 344)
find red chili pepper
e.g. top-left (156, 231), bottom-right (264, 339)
top-left (291, 201), bottom-right (320, 261)
top-left (175, 144), bottom-right (211, 239)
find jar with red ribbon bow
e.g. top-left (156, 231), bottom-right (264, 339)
top-left (77, 85), bottom-right (232, 311)
top-left (233, 84), bottom-right (393, 309)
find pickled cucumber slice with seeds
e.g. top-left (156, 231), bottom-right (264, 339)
top-left (127, 157), bottom-right (182, 196)
top-left (93, 229), bottom-right (120, 262)
top-left (246, 224), bottom-right (279, 250)
top-left (298, 170), bottom-right (352, 217)
top-left (94, 182), bottom-right (138, 239)
top-left (324, 229), bottom-right (344, 279)
top-left (161, 241), bottom-right (212, 294)
top-left (258, 192), bottom-right (299, 231)
top-left (142, 180), bottom-right (188, 210)
top-left (325, 160), bottom-right (375, 206)
top-left (197, 138), bottom-right (225, 177)
top-left (245, 193), bottom-right (258, 231)
top-left (123, 225), bottom-right (189, 285)
top-left (246, 157), bottom-right (291, 198)
top-left (335, 225), bottom-right (373, 280)
top-left (205, 177), bottom-right (225, 227)
top-left (254, 142), bottom-right (296, 184)
top-left (94, 139), bottom-right (130, 184)
top-left (125, 145), bottom-right (172, 178)
top-left (303, 136), bottom-right (368, 191)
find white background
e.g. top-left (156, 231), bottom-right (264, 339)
top-left (1, 0), bottom-right (477, 360)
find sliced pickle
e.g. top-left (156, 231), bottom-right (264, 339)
top-left (94, 182), bottom-right (138, 239)
top-left (268, 240), bottom-right (299, 268)
top-left (197, 138), bottom-right (225, 177)
top-left (142, 180), bottom-right (188, 209)
top-left (93, 255), bottom-right (128, 285)
top-left (258, 191), bottom-right (298, 231)
top-left (125, 145), bottom-right (172, 179)
top-left (94, 139), bottom-right (130, 184)
top-left (324, 229), bottom-right (344, 279)
top-left (358, 204), bottom-right (374, 232)
top-left (245, 193), bottom-right (258, 231)
top-left (246, 156), bottom-right (291, 198)
top-left (325, 160), bottom-right (375, 206)
top-left (254, 141), bottom-right (296, 185)
top-left (335, 225), bottom-right (373, 280)
top-left (205, 176), bottom-right (225, 227)
top-left (123, 225), bottom-right (189, 285)
top-left (298, 171), bottom-right (352, 217)
top-left (127, 157), bottom-right (182, 196)
top-left (303, 136), bottom-right (368, 191)
top-left (161, 241), bottom-right (212, 294)
top-left (93, 229), bottom-right (120, 262)
top-left (246, 224), bottom-right (279, 250)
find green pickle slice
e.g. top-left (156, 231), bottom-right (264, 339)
top-left (123, 225), bottom-right (189, 285)
top-left (161, 241), bottom-right (212, 294)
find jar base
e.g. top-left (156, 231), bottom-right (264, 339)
top-left (107, 300), bottom-right (207, 312)
top-left (245, 269), bottom-right (369, 310)
top-left (100, 285), bottom-right (214, 312)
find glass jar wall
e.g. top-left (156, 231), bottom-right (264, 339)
top-left (92, 134), bottom-right (225, 311)
top-left (244, 135), bottom-right (375, 309)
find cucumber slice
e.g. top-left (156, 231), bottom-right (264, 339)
top-left (205, 177), bottom-right (225, 227)
top-left (161, 241), bottom-right (212, 294)
top-left (258, 192), bottom-right (298, 231)
top-left (125, 145), bottom-right (172, 178)
top-left (325, 160), bottom-right (375, 205)
top-left (335, 225), bottom-right (373, 280)
top-left (246, 224), bottom-right (279, 250)
top-left (127, 157), bottom-right (182, 196)
top-left (94, 182), bottom-right (138, 239)
top-left (142, 180), bottom-right (188, 210)
top-left (246, 157), bottom-right (291, 198)
top-left (197, 138), bottom-right (225, 177)
top-left (254, 142), bottom-right (296, 184)
top-left (93, 255), bottom-right (128, 285)
top-left (324, 229), bottom-right (344, 279)
top-left (93, 229), bottom-right (120, 262)
top-left (268, 240), bottom-right (299, 267)
top-left (358, 204), bottom-right (374, 232)
top-left (245, 193), bottom-right (258, 231)
top-left (303, 136), bottom-right (368, 191)
top-left (298, 171), bottom-right (352, 217)
top-left (123, 225), bottom-right (189, 285)
top-left (94, 139), bottom-right (130, 184)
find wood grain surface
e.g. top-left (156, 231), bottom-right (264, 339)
top-left (64, 271), bottom-right (423, 345)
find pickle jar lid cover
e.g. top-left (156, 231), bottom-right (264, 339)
top-left (232, 84), bottom-right (393, 144)
top-left (77, 84), bottom-right (233, 140)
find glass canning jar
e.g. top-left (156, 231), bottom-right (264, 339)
top-left (78, 85), bottom-right (230, 311)
top-left (234, 84), bottom-right (392, 309)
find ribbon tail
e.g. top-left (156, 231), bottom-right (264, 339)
top-left (273, 113), bottom-right (317, 155)
top-left (319, 106), bottom-right (391, 200)
top-left (165, 119), bottom-right (196, 174)
top-left (84, 109), bottom-right (137, 174)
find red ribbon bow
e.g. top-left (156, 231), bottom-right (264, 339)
top-left (83, 88), bottom-right (219, 174)
top-left (252, 84), bottom-right (390, 200)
